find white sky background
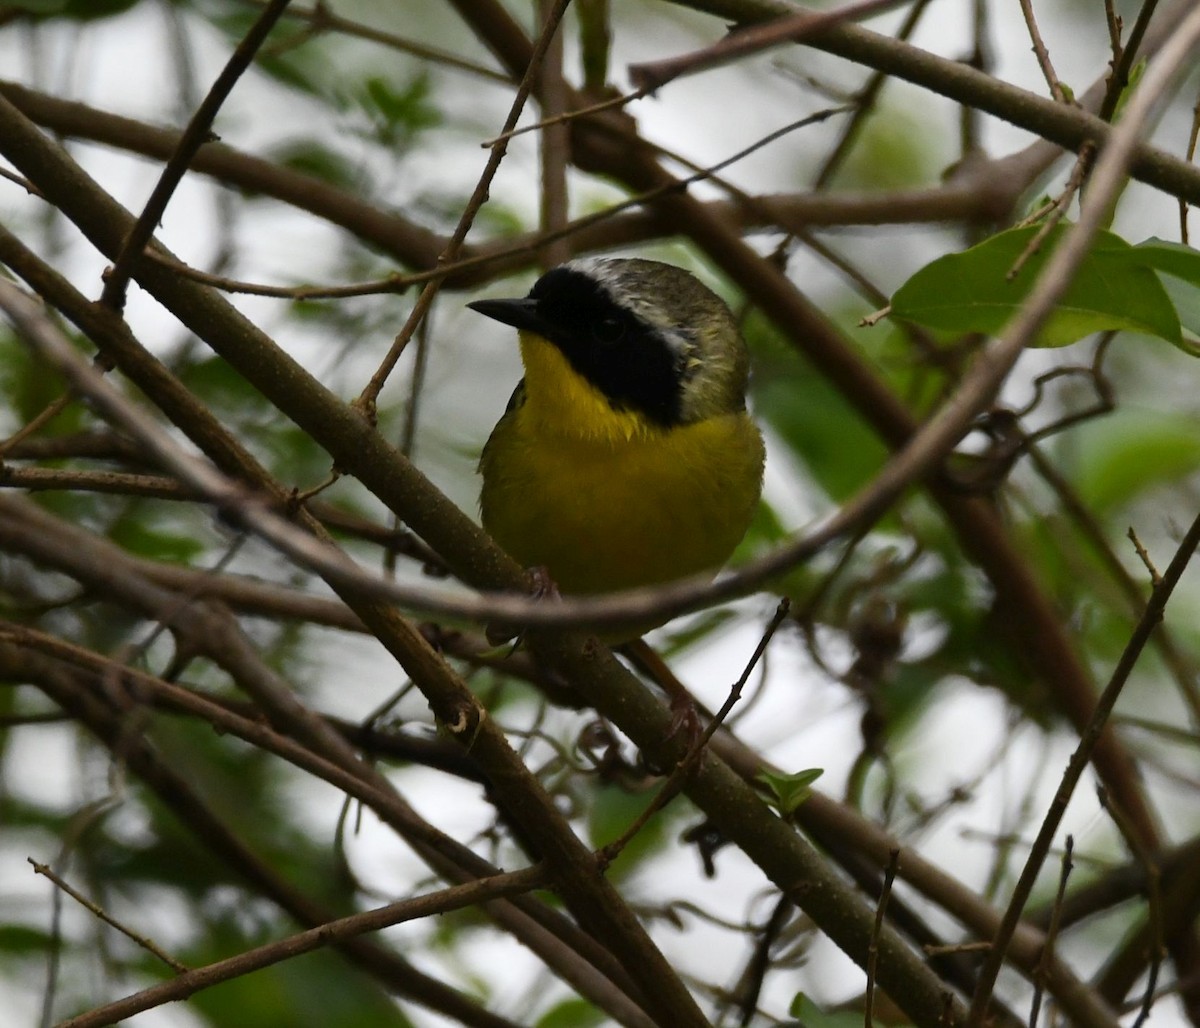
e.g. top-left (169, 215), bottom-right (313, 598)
top-left (1, 1), bottom-right (1198, 1026)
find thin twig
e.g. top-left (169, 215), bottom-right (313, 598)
top-left (245, 0), bottom-right (511, 81)
top-left (1018, 0), bottom-right (1071, 104)
top-left (1099, 0), bottom-right (1164, 122)
top-left (968, 505), bottom-right (1200, 1022)
top-left (0, 162), bottom-right (40, 195)
top-left (732, 894), bottom-right (794, 1026)
top-left (1008, 144), bottom-right (1095, 280)
top-left (56, 867), bottom-right (548, 1028)
top-left (1128, 527), bottom-right (1163, 588)
top-left (1026, 450), bottom-right (1200, 726)
top-left (1029, 835), bottom-right (1073, 1028)
top-left (98, 0), bottom-right (291, 312)
top-left (352, 0), bottom-right (571, 420)
top-left (1105, 0), bottom-right (1123, 61)
top-left (1182, 93), bottom-right (1200, 244)
top-left (960, 0), bottom-right (992, 170)
top-left (629, 0), bottom-right (916, 93)
top-left (482, 85), bottom-right (651, 147)
top-left (28, 859), bottom-right (188, 973)
top-left (812, 0), bottom-right (934, 189)
top-left (597, 599), bottom-right (791, 866)
top-left (865, 850), bottom-right (900, 1028)
top-left (0, 393), bottom-right (74, 457)
top-left (537, 0), bottom-right (571, 269)
top-left (1097, 787), bottom-right (1164, 1028)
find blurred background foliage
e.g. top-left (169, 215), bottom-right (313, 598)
top-left (0, 0), bottom-right (1199, 1026)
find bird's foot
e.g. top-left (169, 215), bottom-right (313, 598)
top-left (666, 691), bottom-right (704, 750)
top-left (485, 565), bottom-right (561, 646)
top-left (526, 565), bottom-right (560, 602)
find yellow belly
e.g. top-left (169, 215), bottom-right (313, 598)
top-left (479, 408), bottom-right (764, 595)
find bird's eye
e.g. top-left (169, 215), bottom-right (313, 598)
top-left (592, 317), bottom-right (625, 345)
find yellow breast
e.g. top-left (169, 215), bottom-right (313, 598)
top-left (479, 334), bottom-right (764, 595)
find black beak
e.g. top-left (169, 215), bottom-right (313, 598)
top-left (467, 297), bottom-right (550, 336)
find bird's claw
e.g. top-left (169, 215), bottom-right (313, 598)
top-left (666, 692), bottom-right (703, 750)
top-left (485, 565), bottom-right (561, 645)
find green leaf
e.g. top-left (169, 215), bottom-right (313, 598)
top-left (891, 225), bottom-right (1183, 348)
top-left (179, 944), bottom-right (414, 1028)
top-left (1063, 409), bottom-right (1200, 513)
top-left (1156, 274), bottom-right (1200, 345)
top-left (0, 924), bottom-right (55, 952)
top-left (750, 307), bottom-right (889, 502)
top-left (1112, 58), bottom-right (1147, 120)
top-left (5, 0), bottom-right (68, 11)
top-left (828, 102), bottom-right (941, 190)
top-left (108, 518), bottom-right (206, 564)
top-left (270, 141), bottom-right (360, 191)
top-left (12, 0), bottom-right (139, 17)
top-left (0, 328), bottom-right (74, 427)
top-left (586, 783), bottom-right (672, 874)
top-left (757, 767), bottom-right (823, 815)
top-left (788, 993), bottom-right (901, 1028)
top-left (350, 73), bottom-right (440, 148)
top-left (536, 998), bottom-right (607, 1028)
top-left (577, 0), bottom-right (612, 91)
top-left (1132, 238), bottom-right (1200, 343)
top-left (1133, 237), bottom-right (1200, 287)
top-left (255, 48), bottom-right (329, 99)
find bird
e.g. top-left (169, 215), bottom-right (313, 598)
top-left (469, 257), bottom-right (764, 617)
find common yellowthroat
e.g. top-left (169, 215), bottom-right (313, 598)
top-left (470, 257), bottom-right (764, 604)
